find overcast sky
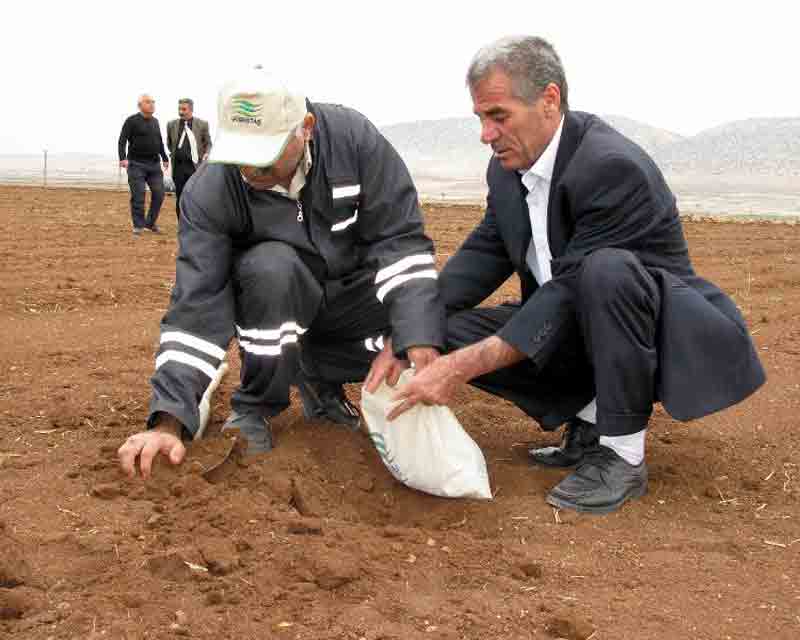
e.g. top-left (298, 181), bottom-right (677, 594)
top-left (2, 0), bottom-right (797, 155)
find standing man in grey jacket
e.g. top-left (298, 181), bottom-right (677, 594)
top-left (167, 99), bottom-right (212, 221)
top-left (118, 94), bottom-right (169, 234)
top-left (118, 67), bottom-right (444, 478)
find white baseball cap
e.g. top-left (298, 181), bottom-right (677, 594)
top-left (208, 66), bottom-right (307, 168)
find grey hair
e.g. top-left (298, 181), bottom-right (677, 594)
top-left (178, 98), bottom-right (194, 109)
top-left (466, 36), bottom-right (569, 111)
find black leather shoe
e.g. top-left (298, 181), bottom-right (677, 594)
top-left (528, 418), bottom-right (599, 468)
top-left (222, 411), bottom-right (273, 454)
top-left (297, 378), bottom-right (361, 431)
top-left (546, 445), bottom-right (647, 514)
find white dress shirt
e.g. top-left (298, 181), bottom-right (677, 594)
top-left (519, 116), bottom-right (563, 286)
top-left (519, 116), bottom-right (597, 424)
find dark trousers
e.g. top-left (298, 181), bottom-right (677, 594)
top-left (447, 249), bottom-right (661, 437)
top-left (230, 241), bottom-right (388, 418)
top-left (127, 160), bottom-right (165, 229)
top-left (173, 160), bottom-right (196, 221)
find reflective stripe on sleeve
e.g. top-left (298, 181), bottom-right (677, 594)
top-left (375, 254), bottom-right (435, 284)
top-left (156, 350), bottom-right (218, 379)
top-left (160, 331), bottom-right (227, 360)
top-left (376, 269), bottom-right (438, 302)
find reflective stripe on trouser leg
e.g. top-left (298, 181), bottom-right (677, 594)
top-left (301, 269), bottom-right (391, 385)
top-left (230, 242), bottom-right (323, 417)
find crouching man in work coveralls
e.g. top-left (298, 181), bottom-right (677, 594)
top-left (384, 36), bottom-right (766, 514)
top-left (119, 67), bottom-right (444, 477)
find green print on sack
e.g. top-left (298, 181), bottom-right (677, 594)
top-left (368, 431), bottom-right (409, 483)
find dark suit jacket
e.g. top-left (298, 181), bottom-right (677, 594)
top-left (440, 110), bottom-right (765, 422)
top-left (167, 117), bottom-right (211, 164)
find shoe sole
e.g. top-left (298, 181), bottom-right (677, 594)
top-left (545, 482), bottom-right (648, 515)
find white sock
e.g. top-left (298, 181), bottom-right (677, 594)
top-left (574, 400), bottom-right (646, 465)
top-left (599, 429), bottom-right (646, 465)
top-left (576, 398), bottom-right (597, 424)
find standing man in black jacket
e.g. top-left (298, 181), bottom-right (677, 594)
top-left (118, 94), bottom-right (169, 235)
top-left (383, 36), bottom-right (765, 514)
top-left (118, 68), bottom-right (444, 478)
top-left (167, 98), bottom-right (212, 222)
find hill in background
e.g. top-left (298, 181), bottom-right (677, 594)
top-left (383, 114), bottom-right (800, 179)
top-left (657, 118), bottom-right (800, 177)
top-left (2, 115), bottom-right (798, 215)
top-left (382, 114), bottom-right (800, 215)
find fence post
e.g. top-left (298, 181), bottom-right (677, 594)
top-left (43, 149), bottom-right (48, 188)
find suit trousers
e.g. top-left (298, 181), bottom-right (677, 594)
top-left (173, 160), bottom-right (196, 221)
top-left (127, 160), bottom-right (165, 229)
top-left (230, 241), bottom-right (389, 417)
top-left (447, 248), bottom-right (661, 437)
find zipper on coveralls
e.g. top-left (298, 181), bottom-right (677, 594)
top-left (296, 201), bottom-right (304, 222)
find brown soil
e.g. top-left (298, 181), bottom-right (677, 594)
top-left (0, 185), bottom-right (798, 640)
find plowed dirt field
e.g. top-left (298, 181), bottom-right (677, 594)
top-left (1, 186), bottom-right (798, 639)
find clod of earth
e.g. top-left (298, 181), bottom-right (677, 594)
top-left (144, 553), bottom-right (194, 583)
top-left (286, 517), bottom-right (324, 535)
top-left (0, 545), bottom-right (31, 588)
top-left (90, 483), bottom-right (123, 500)
top-left (545, 615), bottom-right (595, 640)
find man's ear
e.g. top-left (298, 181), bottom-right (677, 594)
top-left (302, 113), bottom-right (316, 140)
top-left (542, 83), bottom-right (562, 116)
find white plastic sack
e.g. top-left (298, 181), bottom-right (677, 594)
top-left (361, 369), bottom-right (492, 500)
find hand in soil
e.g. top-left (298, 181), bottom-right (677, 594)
top-left (118, 429), bottom-right (186, 479)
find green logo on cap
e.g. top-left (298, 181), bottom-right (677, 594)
top-left (231, 94), bottom-right (263, 126)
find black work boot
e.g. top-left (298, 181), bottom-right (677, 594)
top-left (222, 411), bottom-right (273, 455)
top-left (297, 378), bottom-right (361, 430)
top-left (528, 417), bottom-right (599, 467)
top-left (546, 445), bottom-right (648, 514)
top-left (296, 347), bottom-right (361, 431)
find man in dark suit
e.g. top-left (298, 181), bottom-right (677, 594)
top-left (167, 99), bottom-right (212, 221)
top-left (382, 36), bottom-right (765, 514)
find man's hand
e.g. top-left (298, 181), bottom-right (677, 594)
top-left (407, 346), bottom-right (439, 371)
top-left (119, 160), bottom-right (128, 169)
top-left (387, 354), bottom-right (466, 420)
top-left (387, 335), bottom-right (527, 421)
top-left (364, 337), bottom-right (407, 393)
top-left (364, 340), bottom-right (441, 394)
top-left (162, 160), bottom-right (169, 172)
top-left (118, 419), bottom-right (186, 479)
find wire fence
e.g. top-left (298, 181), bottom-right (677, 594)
top-left (0, 154), bottom-right (490, 202)
top-left (0, 154), bottom-right (129, 190)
